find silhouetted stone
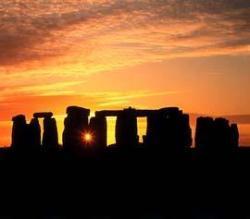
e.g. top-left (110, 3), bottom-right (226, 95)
top-left (195, 117), bottom-right (239, 152)
top-left (160, 108), bottom-right (179, 149)
top-left (10, 106), bottom-right (240, 157)
top-left (12, 115), bottom-right (42, 153)
top-left (11, 115), bottom-right (28, 151)
top-left (34, 112), bottom-right (53, 119)
top-left (214, 118), bottom-right (231, 150)
top-left (179, 114), bottom-right (192, 150)
top-left (28, 117), bottom-right (41, 150)
top-left (195, 117), bottom-right (215, 151)
top-left (144, 113), bottom-right (161, 146)
top-left (230, 123), bottom-right (239, 148)
top-left (115, 108), bottom-right (139, 148)
top-left (96, 107), bottom-right (192, 151)
top-left (63, 106), bottom-right (90, 154)
top-left (144, 108), bottom-right (192, 151)
top-left (42, 117), bottom-right (58, 152)
top-left (89, 115), bottom-right (107, 150)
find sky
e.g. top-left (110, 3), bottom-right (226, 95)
top-left (0, 0), bottom-right (250, 146)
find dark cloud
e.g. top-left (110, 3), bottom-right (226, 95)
top-left (0, 0), bottom-right (250, 70)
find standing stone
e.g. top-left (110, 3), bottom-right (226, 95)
top-left (179, 114), bottom-right (192, 150)
top-left (43, 117), bottom-right (58, 152)
top-left (11, 115), bottom-right (28, 152)
top-left (115, 108), bottom-right (138, 148)
top-left (145, 108), bottom-right (192, 151)
top-left (63, 106), bottom-right (90, 154)
top-left (29, 117), bottom-right (41, 151)
top-left (230, 123), bottom-right (239, 149)
top-left (89, 116), bottom-right (107, 150)
top-left (195, 117), bottom-right (215, 151)
top-left (144, 113), bottom-right (161, 146)
top-left (195, 117), bottom-right (239, 152)
top-left (214, 118), bottom-right (231, 151)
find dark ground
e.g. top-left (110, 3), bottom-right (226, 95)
top-left (0, 147), bottom-right (250, 218)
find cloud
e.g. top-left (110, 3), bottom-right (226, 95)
top-left (0, 0), bottom-right (249, 75)
top-left (224, 115), bottom-right (250, 125)
top-left (0, 89), bottom-right (178, 120)
top-left (85, 90), bottom-right (178, 107)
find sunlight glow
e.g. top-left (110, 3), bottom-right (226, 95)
top-left (83, 132), bottom-right (93, 143)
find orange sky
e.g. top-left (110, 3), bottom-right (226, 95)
top-left (0, 0), bottom-right (250, 146)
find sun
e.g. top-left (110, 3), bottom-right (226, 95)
top-left (83, 132), bottom-right (93, 143)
